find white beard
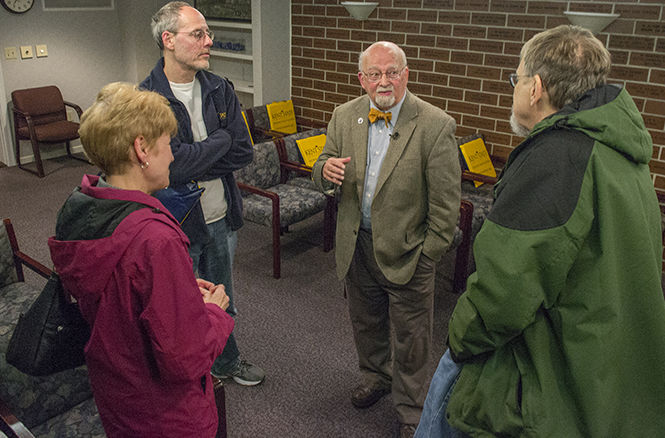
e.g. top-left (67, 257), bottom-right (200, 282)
top-left (510, 112), bottom-right (531, 137)
top-left (374, 87), bottom-right (395, 109)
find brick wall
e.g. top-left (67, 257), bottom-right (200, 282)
top-left (291, 0), bottom-right (665, 190)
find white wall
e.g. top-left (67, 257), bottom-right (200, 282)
top-left (0, 0), bottom-right (166, 166)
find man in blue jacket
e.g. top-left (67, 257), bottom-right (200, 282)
top-left (141, 1), bottom-right (264, 386)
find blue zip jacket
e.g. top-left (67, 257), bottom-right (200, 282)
top-left (140, 58), bottom-right (253, 245)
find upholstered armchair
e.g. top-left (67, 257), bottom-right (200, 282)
top-left (234, 140), bottom-right (335, 278)
top-left (11, 85), bottom-right (88, 177)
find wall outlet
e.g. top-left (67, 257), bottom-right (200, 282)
top-left (20, 45), bottom-right (33, 59)
top-left (4, 47), bottom-right (18, 60)
top-left (36, 44), bottom-right (48, 58)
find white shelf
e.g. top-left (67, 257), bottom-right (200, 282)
top-left (208, 19), bottom-right (252, 30)
top-left (233, 80), bottom-right (254, 94)
top-left (204, 0), bottom-right (290, 106)
top-left (210, 49), bottom-right (253, 61)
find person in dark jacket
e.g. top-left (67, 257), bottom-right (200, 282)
top-left (48, 82), bottom-right (235, 437)
top-left (140, 1), bottom-right (264, 386)
top-left (416, 24), bottom-right (665, 438)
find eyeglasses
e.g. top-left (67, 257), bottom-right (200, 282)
top-left (363, 68), bottom-right (405, 83)
top-left (509, 73), bottom-right (531, 88)
top-left (172, 29), bottom-right (214, 42)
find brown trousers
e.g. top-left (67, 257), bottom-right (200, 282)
top-left (345, 229), bottom-right (436, 425)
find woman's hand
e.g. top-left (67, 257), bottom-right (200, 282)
top-left (197, 278), bottom-right (230, 311)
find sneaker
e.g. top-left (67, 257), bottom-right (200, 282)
top-left (212, 359), bottom-right (265, 386)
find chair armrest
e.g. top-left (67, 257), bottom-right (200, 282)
top-left (0, 397), bottom-right (35, 438)
top-left (461, 170), bottom-right (498, 185)
top-left (14, 250), bottom-right (51, 279)
top-left (63, 101), bottom-right (83, 119)
top-left (3, 219), bottom-right (52, 281)
top-left (10, 106), bottom-right (28, 118)
top-left (280, 160), bottom-right (312, 177)
top-left (236, 182), bottom-right (279, 202)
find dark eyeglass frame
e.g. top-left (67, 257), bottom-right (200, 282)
top-left (171, 29), bottom-right (214, 42)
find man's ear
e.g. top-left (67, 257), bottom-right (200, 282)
top-left (358, 72), bottom-right (367, 91)
top-left (530, 74), bottom-right (545, 107)
top-left (161, 31), bottom-right (174, 51)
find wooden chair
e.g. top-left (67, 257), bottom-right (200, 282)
top-left (234, 139), bottom-right (335, 278)
top-left (273, 129), bottom-right (335, 252)
top-left (1, 218), bottom-right (52, 438)
top-left (243, 104), bottom-right (288, 142)
top-left (456, 134), bottom-right (506, 283)
top-left (11, 85), bottom-right (88, 177)
top-left (243, 101), bottom-right (325, 143)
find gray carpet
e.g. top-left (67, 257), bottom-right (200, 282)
top-left (0, 157), bottom-right (461, 438)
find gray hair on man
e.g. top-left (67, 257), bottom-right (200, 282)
top-left (358, 41), bottom-right (408, 72)
top-left (150, 1), bottom-right (191, 49)
top-left (520, 24), bottom-right (611, 110)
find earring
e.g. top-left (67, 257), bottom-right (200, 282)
top-left (140, 161), bottom-right (150, 169)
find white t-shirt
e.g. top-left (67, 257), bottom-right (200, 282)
top-left (169, 79), bottom-right (227, 224)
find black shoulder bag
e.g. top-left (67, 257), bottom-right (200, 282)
top-left (6, 272), bottom-right (90, 376)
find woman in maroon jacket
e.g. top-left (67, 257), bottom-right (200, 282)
top-left (48, 82), bottom-right (234, 437)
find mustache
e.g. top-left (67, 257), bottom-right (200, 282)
top-left (376, 86), bottom-right (393, 92)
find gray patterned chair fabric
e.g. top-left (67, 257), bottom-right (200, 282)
top-left (234, 140), bottom-right (335, 279)
top-left (275, 128), bottom-right (327, 192)
top-left (243, 104), bottom-right (288, 143)
top-left (0, 219), bottom-right (101, 437)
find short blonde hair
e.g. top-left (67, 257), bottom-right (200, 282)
top-left (79, 82), bottom-right (177, 175)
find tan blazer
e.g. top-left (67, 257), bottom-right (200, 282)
top-left (313, 91), bottom-right (461, 284)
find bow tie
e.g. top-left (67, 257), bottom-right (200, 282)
top-left (368, 108), bottom-right (392, 127)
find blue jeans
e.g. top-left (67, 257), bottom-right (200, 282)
top-left (190, 217), bottom-right (240, 374)
top-left (415, 349), bottom-right (469, 438)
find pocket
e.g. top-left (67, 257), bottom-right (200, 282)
top-left (447, 347), bottom-right (525, 435)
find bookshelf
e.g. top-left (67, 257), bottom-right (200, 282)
top-left (207, 0), bottom-right (290, 108)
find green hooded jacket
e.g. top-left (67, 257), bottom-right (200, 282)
top-left (447, 85), bottom-right (665, 437)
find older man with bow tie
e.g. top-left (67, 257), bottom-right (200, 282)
top-left (312, 41), bottom-right (461, 438)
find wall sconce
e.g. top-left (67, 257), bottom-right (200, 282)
top-left (564, 11), bottom-right (620, 34)
top-left (341, 2), bottom-right (378, 21)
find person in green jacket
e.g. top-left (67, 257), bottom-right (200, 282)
top-left (416, 24), bottom-right (665, 437)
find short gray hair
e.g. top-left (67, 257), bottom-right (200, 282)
top-left (521, 24), bottom-right (611, 110)
top-left (151, 1), bottom-right (191, 50)
top-left (358, 41), bottom-right (407, 72)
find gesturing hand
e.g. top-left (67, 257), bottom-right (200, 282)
top-left (323, 156), bottom-right (351, 186)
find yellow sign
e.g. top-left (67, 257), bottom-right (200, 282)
top-left (296, 134), bottom-right (327, 167)
top-left (459, 137), bottom-right (496, 187)
top-left (267, 100), bottom-right (298, 134)
top-left (241, 111), bottom-right (254, 146)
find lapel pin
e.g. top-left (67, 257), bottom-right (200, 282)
top-left (358, 118), bottom-right (364, 124)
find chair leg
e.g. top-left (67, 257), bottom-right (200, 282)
top-left (66, 140), bottom-right (89, 163)
top-left (453, 201), bottom-right (474, 293)
top-left (272, 200), bottom-right (281, 279)
top-left (14, 137), bottom-right (44, 178)
top-left (213, 378), bottom-right (227, 438)
top-left (29, 138), bottom-right (45, 177)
